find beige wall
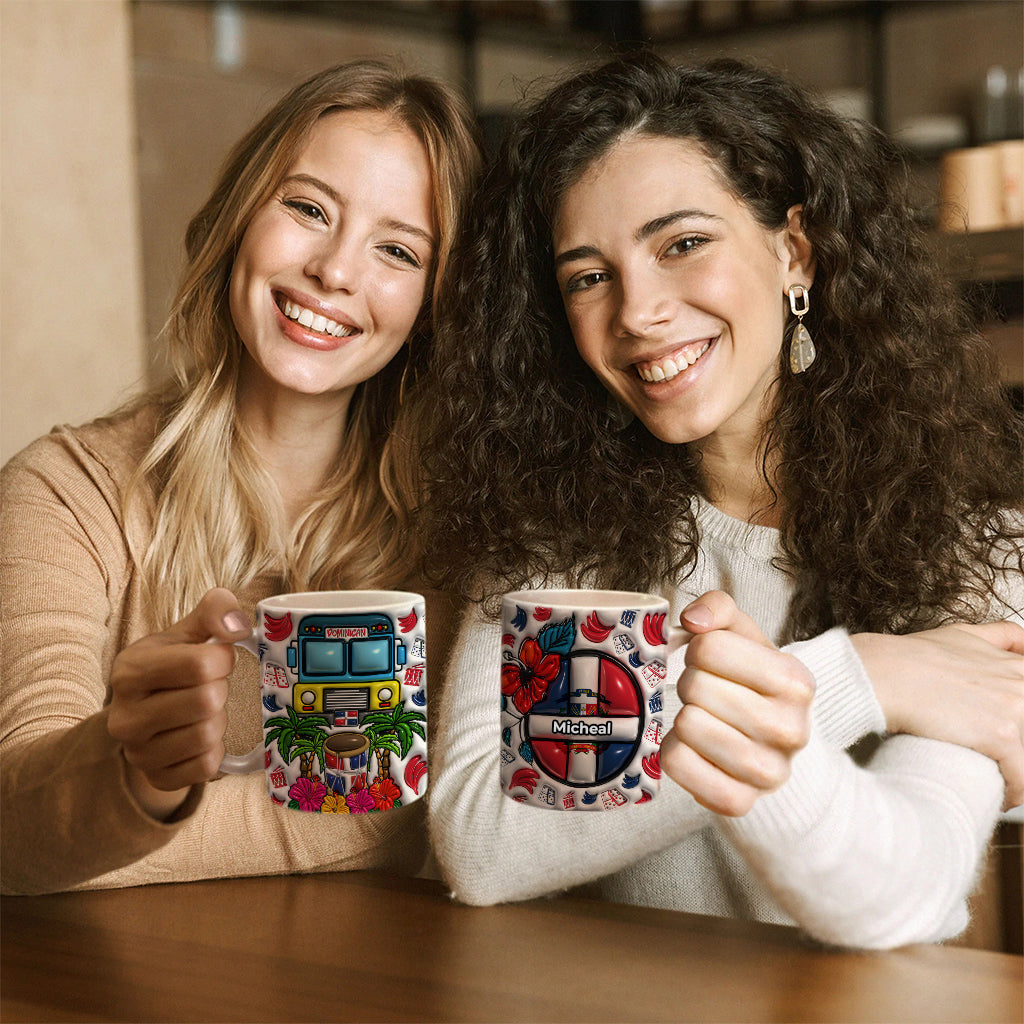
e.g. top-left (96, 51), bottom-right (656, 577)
top-left (1, 0), bottom-right (145, 465)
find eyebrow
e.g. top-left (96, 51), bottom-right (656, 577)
top-left (554, 244), bottom-right (602, 268)
top-left (554, 208), bottom-right (722, 268)
top-left (282, 173), bottom-right (436, 249)
top-left (635, 209), bottom-right (721, 242)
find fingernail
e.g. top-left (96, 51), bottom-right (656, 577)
top-left (682, 603), bottom-right (713, 629)
top-left (222, 611), bottom-right (249, 635)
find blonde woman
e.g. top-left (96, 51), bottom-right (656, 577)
top-left (1, 60), bottom-right (481, 894)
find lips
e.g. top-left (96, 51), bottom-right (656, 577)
top-left (634, 337), bottom-right (714, 383)
top-left (275, 293), bottom-right (360, 340)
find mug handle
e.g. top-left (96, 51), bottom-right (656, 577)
top-left (667, 624), bottom-right (689, 653)
top-left (215, 632), bottom-right (266, 775)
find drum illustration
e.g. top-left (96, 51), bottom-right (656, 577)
top-left (323, 731), bottom-right (370, 796)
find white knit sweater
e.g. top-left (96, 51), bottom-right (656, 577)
top-left (427, 499), bottom-right (1018, 949)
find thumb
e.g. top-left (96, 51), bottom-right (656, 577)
top-left (168, 587), bottom-right (252, 645)
top-left (680, 590), bottom-right (774, 648)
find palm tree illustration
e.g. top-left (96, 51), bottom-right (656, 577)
top-left (360, 705), bottom-right (426, 785)
top-left (264, 706), bottom-right (330, 779)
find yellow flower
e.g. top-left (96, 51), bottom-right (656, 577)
top-left (320, 792), bottom-right (350, 813)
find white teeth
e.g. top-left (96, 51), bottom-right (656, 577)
top-left (636, 342), bottom-right (710, 383)
top-left (281, 298), bottom-right (356, 338)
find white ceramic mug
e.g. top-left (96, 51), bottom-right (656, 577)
top-left (220, 590), bottom-right (428, 813)
top-left (499, 589), bottom-right (683, 810)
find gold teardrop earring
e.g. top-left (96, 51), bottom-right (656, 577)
top-left (787, 284), bottom-right (816, 374)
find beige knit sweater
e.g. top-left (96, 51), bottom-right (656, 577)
top-left (1, 406), bottom-right (463, 895)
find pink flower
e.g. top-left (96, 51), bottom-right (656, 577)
top-left (501, 638), bottom-right (560, 714)
top-left (288, 776), bottom-right (326, 812)
top-left (346, 788), bottom-right (376, 814)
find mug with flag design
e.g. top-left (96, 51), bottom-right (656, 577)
top-left (499, 589), bottom-right (681, 810)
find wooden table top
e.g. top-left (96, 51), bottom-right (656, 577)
top-left (2, 871), bottom-right (1021, 1023)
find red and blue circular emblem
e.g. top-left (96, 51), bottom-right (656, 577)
top-left (525, 651), bottom-right (643, 787)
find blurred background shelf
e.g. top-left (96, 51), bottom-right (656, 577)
top-left (941, 228), bottom-right (1024, 392)
top-left (945, 226), bottom-right (1024, 284)
top-left (7, 0), bottom-right (1020, 457)
top-left (238, 0), bottom-right (1017, 133)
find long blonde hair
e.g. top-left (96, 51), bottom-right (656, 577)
top-left (127, 60), bottom-right (482, 626)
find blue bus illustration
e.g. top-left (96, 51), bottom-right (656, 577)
top-left (286, 613), bottom-right (406, 723)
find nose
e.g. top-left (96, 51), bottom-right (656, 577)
top-left (613, 266), bottom-right (674, 339)
top-left (304, 234), bottom-right (361, 293)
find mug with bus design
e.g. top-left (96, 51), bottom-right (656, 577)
top-left (500, 589), bottom-right (682, 811)
top-left (220, 590), bottom-right (428, 812)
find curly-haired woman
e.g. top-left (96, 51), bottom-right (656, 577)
top-left (1, 60), bottom-right (481, 894)
top-left (418, 53), bottom-right (1023, 948)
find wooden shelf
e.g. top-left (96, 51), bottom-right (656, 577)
top-left (938, 228), bottom-right (1024, 389)
top-left (222, 0), bottom-right (1012, 131)
top-left (941, 226), bottom-right (1024, 284)
top-left (241, 0), bottom-right (975, 52)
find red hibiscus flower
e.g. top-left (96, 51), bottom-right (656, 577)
top-left (369, 777), bottom-right (402, 811)
top-left (501, 638), bottom-right (561, 714)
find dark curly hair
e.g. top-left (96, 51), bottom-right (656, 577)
top-left (414, 52), bottom-right (1023, 640)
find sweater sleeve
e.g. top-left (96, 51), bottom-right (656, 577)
top-left (719, 727), bottom-right (1003, 949)
top-left (990, 542), bottom-right (1024, 819)
top-left (719, 565), bottom-right (1022, 950)
top-left (724, 553), bottom-right (1022, 946)
top-left (784, 628), bottom-right (887, 748)
top-left (427, 601), bottom-right (712, 906)
top-left (717, 579), bottom-right (1014, 948)
top-left (1, 428), bottom-right (432, 894)
top-left (0, 430), bottom-right (203, 893)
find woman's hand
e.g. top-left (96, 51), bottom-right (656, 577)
top-left (660, 591), bottom-right (815, 817)
top-left (852, 622), bottom-right (1024, 810)
top-left (107, 587), bottom-right (252, 820)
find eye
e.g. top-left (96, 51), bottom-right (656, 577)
top-left (379, 243), bottom-right (422, 269)
top-left (565, 270), bottom-right (610, 294)
top-left (283, 198), bottom-right (326, 223)
top-left (663, 235), bottom-right (708, 257)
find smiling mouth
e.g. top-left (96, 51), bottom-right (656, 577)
top-left (277, 296), bottom-right (359, 339)
top-left (634, 338), bottom-right (714, 383)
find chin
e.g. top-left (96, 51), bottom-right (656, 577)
top-left (267, 355), bottom-right (350, 397)
top-left (635, 414), bottom-right (707, 446)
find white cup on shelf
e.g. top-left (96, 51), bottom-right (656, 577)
top-left (938, 146), bottom-right (1006, 232)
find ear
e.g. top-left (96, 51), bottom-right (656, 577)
top-left (781, 204), bottom-right (815, 290)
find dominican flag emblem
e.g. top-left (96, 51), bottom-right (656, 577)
top-left (524, 652), bottom-right (642, 788)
